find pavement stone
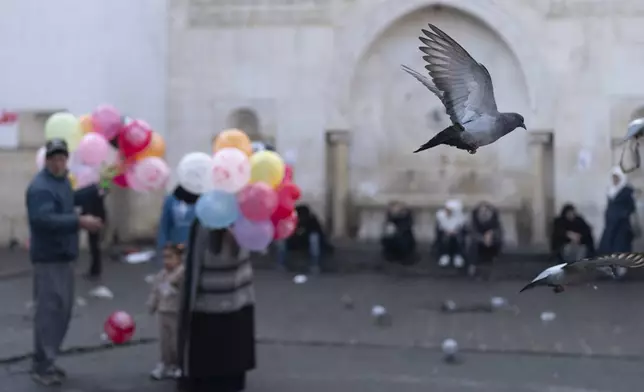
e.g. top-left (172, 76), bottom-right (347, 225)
top-left (1, 342), bottom-right (641, 392)
top-left (1, 260), bottom-right (644, 363)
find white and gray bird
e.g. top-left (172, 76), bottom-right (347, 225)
top-left (619, 118), bottom-right (644, 173)
top-left (519, 252), bottom-right (644, 294)
top-left (401, 24), bottom-right (526, 155)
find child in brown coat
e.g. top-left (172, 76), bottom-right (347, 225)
top-left (148, 243), bottom-right (185, 380)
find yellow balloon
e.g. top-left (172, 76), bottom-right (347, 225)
top-left (44, 112), bottom-right (83, 151)
top-left (249, 150), bottom-right (285, 188)
top-left (68, 173), bottom-right (77, 189)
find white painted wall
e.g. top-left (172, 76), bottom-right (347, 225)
top-left (0, 0), bottom-right (168, 137)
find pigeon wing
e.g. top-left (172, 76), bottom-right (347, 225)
top-left (564, 252), bottom-right (644, 272)
top-left (400, 64), bottom-right (444, 100)
top-left (419, 24), bottom-right (499, 126)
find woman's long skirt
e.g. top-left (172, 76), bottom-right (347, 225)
top-left (179, 305), bottom-right (255, 392)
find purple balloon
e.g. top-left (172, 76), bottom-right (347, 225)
top-left (232, 218), bottom-right (274, 251)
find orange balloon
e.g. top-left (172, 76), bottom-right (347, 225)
top-left (213, 129), bottom-right (252, 156)
top-left (134, 132), bottom-right (165, 160)
top-left (79, 114), bottom-right (95, 134)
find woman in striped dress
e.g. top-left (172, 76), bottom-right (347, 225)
top-left (177, 221), bottom-right (256, 392)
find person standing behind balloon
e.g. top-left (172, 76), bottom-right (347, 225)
top-left (177, 221), bottom-right (256, 392)
top-left (155, 186), bottom-right (197, 270)
top-left (26, 139), bottom-right (104, 386)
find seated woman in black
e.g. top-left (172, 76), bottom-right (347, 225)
top-left (551, 203), bottom-right (595, 261)
top-left (380, 201), bottom-right (416, 265)
top-left (468, 201), bottom-right (503, 276)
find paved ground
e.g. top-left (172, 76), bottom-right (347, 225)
top-left (2, 259), bottom-right (644, 362)
top-left (1, 342), bottom-right (641, 392)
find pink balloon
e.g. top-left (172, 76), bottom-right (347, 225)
top-left (74, 165), bottom-right (101, 188)
top-left (118, 119), bottom-right (152, 157)
top-left (91, 105), bottom-right (121, 140)
top-left (129, 157), bottom-right (169, 192)
top-left (76, 133), bottom-right (110, 167)
top-left (232, 218), bottom-right (274, 252)
top-left (211, 148), bottom-right (251, 193)
top-left (237, 183), bottom-right (278, 221)
top-left (124, 169), bottom-right (146, 192)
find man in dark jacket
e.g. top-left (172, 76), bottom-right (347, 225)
top-left (81, 188), bottom-right (106, 279)
top-left (26, 139), bottom-right (103, 386)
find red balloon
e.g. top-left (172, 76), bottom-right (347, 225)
top-left (271, 185), bottom-right (296, 220)
top-left (104, 311), bottom-right (136, 344)
top-left (118, 119), bottom-right (153, 158)
top-left (273, 210), bottom-right (298, 240)
top-left (112, 173), bottom-right (128, 188)
top-left (237, 183), bottom-right (278, 221)
top-left (282, 165), bottom-right (294, 184)
top-left (282, 182), bottom-right (301, 201)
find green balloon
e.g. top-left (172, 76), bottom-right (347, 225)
top-left (44, 112), bottom-right (82, 151)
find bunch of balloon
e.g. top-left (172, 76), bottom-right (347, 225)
top-left (39, 106), bottom-right (170, 192)
top-left (191, 129), bottom-right (301, 252)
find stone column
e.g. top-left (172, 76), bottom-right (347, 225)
top-left (528, 131), bottom-right (553, 247)
top-left (326, 130), bottom-right (350, 238)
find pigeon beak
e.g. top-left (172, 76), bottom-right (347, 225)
top-left (520, 123), bottom-right (527, 130)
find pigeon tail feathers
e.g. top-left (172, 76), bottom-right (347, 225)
top-left (414, 125), bottom-right (466, 153)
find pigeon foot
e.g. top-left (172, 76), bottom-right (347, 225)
top-left (468, 148), bottom-right (477, 155)
top-left (553, 285), bottom-right (565, 294)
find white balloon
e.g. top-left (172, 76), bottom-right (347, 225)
top-left (211, 148), bottom-right (251, 193)
top-left (176, 152), bottom-right (215, 195)
top-left (35, 147), bottom-right (46, 169)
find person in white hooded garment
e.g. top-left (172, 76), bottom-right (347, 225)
top-left (598, 167), bottom-right (638, 278)
top-left (434, 199), bottom-right (467, 268)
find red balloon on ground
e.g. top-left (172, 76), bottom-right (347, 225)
top-left (273, 210), bottom-right (298, 240)
top-left (104, 311), bottom-right (136, 344)
top-left (237, 183), bottom-right (278, 221)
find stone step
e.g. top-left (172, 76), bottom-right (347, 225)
top-left (251, 240), bottom-right (644, 281)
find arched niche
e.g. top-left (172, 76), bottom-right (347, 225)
top-left (226, 108), bottom-right (262, 141)
top-left (348, 5), bottom-right (531, 201)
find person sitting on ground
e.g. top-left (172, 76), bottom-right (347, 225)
top-left (551, 203), bottom-right (595, 262)
top-left (434, 199), bottom-right (467, 269)
top-left (276, 204), bottom-right (333, 274)
top-left (380, 201), bottom-right (416, 265)
top-left (468, 201), bottom-right (503, 277)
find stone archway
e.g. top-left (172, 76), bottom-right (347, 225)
top-left (348, 5), bottom-right (531, 202)
top-left (227, 108), bottom-right (262, 141)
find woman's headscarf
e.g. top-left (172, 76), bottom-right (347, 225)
top-left (436, 199), bottom-right (466, 232)
top-left (608, 166), bottom-right (628, 199)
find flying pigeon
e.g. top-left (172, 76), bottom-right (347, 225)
top-left (624, 118), bottom-right (644, 142)
top-left (401, 24), bottom-right (526, 154)
top-left (519, 252), bottom-right (644, 294)
top-left (619, 118), bottom-right (644, 173)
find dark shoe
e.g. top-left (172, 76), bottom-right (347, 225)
top-left (31, 371), bottom-right (62, 386)
top-left (51, 364), bottom-right (67, 378)
top-left (83, 273), bottom-right (101, 282)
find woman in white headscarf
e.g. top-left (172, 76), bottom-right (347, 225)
top-left (434, 199), bottom-right (467, 268)
top-left (598, 167), bottom-right (637, 276)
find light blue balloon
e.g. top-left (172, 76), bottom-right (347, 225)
top-left (195, 190), bottom-right (240, 229)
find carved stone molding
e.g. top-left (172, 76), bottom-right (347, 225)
top-left (326, 130), bottom-right (350, 145)
top-left (528, 130), bottom-right (553, 146)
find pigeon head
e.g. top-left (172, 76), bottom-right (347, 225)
top-left (503, 112), bottom-right (526, 131)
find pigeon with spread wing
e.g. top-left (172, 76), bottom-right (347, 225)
top-left (401, 24), bottom-right (526, 154)
top-left (520, 252), bottom-right (644, 294)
